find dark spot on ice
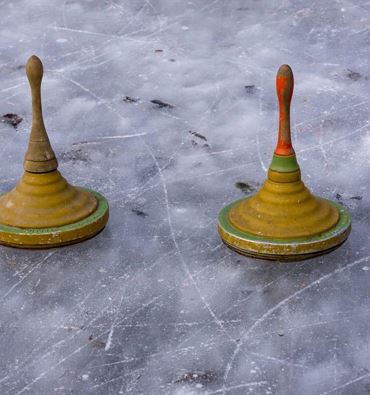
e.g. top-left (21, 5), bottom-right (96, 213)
top-left (140, 164), bottom-right (158, 182)
top-left (132, 208), bottom-right (148, 218)
top-left (241, 289), bottom-right (254, 297)
top-left (1, 113), bottom-right (23, 128)
top-left (175, 371), bottom-right (216, 384)
top-left (16, 65), bottom-right (25, 70)
top-left (336, 193), bottom-right (362, 202)
top-left (123, 96), bottom-right (139, 103)
top-left (154, 49), bottom-right (163, 53)
top-left (244, 85), bottom-right (256, 94)
top-left (92, 340), bottom-right (106, 348)
top-left (169, 59), bottom-right (176, 62)
top-left (60, 148), bottom-right (91, 164)
top-left (189, 130), bottom-right (207, 141)
top-left (189, 133), bottom-right (210, 151)
top-left (347, 69), bottom-right (362, 81)
top-left (278, 332), bottom-right (284, 337)
top-left (151, 99), bottom-right (174, 109)
top-left (88, 335), bottom-right (105, 349)
top-left (235, 181), bottom-right (257, 194)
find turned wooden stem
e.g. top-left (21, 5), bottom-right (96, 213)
top-left (28, 55), bottom-right (45, 140)
top-left (275, 64), bottom-right (294, 156)
top-left (24, 55), bottom-right (58, 173)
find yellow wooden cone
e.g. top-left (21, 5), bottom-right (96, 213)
top-left (218, 65), bottom-right (351, 261)
top-left (0, 55), bottom-right (109, 248)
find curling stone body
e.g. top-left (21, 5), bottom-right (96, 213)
top-left (218, 200), bottom-right (350, 261)
top-left (0, 190), bottom-right (108, 249)
top-left (0, 55), bottom-right (109, 248)
top-left (0, 171), bottom-right (97, 228)
top-left (228, 159), bottom-right (339, 239)
top-left (218, 65), bottom-right (351, 261)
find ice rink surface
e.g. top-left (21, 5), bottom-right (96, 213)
top-left (0, 0), bottom-right (370, 393)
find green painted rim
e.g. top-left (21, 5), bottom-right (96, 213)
top-left (0, 188), bottom-right (108, 236)
top-left (269, 154), bottom-right (300, 173)
top-left (218, 197), bottom-right (351, 246)
top-left (221, 240), bottom-right (348, 261)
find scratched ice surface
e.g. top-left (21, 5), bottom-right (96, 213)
top-left (1, 0), bottom-right (370, 394)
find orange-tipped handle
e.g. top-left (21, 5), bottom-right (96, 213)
top-left (275, 64), bottom-right (294, 156)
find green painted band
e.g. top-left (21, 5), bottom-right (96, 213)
top-left (269, 154), bottom-right (300, 173)
top-left (218, 197), bottom-right (351, 244)
top-left (0, 188), bottom-right (109, 235)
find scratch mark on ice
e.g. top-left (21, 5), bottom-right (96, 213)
top-left (142, 139), bottom-right (236, 343)
top-left (207, 381), bottom-right (268, 394)
top-left (257, 74), bottom-right (267, 172)
top-left (72, 133), bottom-right (147, 146)
top-left (320, 372), bottom-right (370, 394)
top-left (221, 254), bottom-right (370, 394)
top-left (1, 251), bottom-right (56, 301)
top-left (104, 324), bottom-right (114, 351)
top-left (51, 25), bottom-right (150, 44)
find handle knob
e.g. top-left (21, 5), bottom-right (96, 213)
top-left (275, 64), bottom-right (294, 156)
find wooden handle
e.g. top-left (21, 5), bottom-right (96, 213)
top-left (275, 64), bottom-right (294, 156)
top-left (24, 55), bottom-right (58, 173)
top-left (26, 55), bottom-right (45, 141)
top-left (26, 55), bottom-right (43, 91)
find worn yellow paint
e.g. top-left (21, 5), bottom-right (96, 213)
top-left (0, 190), bottom-right (108, 249)
top-left (218, 197), bottom-right (351, 261)
top-left (0, 55), bottom-right (109, 248)
top-left (217, 64), bottom-right (351, 260)
top-left (218, 224), bottom-right (350, 262)
top-left (228, 169), bottom-right (339, 239)
top-left (0, 170), bottom-right (97, 228)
